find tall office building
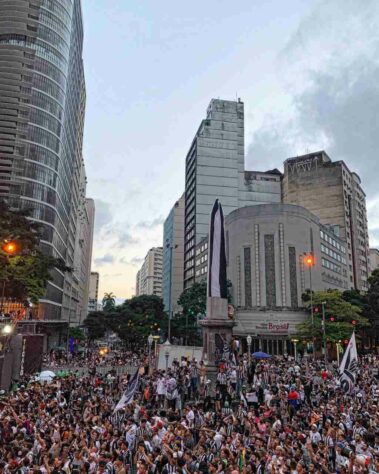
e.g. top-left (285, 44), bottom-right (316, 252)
top-left (369, 248), bottom-right (379, 273)
top-left (184, 98), bottom-right (281, 288)
top-left (162, 194), bottom-right (185, 315)
top-left (0, 0), bottom-right (88, 319)
top-left (88, 271), bottom-right (99, 313)
top-left (282, 151), bottom-right (370, 291)
top-left (136, 247), bottom-right (163, 297)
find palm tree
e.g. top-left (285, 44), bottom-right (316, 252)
top-left (102, 292), bottom-right (116, 312)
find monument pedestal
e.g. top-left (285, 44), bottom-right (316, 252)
top-left (201, 297), bottom-right (236, 389)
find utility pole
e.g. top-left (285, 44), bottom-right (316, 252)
top-left (321, 301), bottom-right (327, 366)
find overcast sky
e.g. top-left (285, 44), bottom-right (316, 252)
top-left (82, 0), bottom-right (379, 302)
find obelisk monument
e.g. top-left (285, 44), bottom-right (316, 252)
top-left (201, 200), bottom-right (236, 378)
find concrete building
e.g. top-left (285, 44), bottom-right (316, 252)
top-left (225, 204), bottom-right (349, 353)
top-left (194, 236), bottom-right (208, 283)
top-left (163, 194), bottom-right (185, 314)
top-left (369, 248), bottom-right (379, 273)
top-left (88, 272), bottom-right (99, 313)
top-left (136, 247), bottom-right (163, 297)
top-left (184, 98), bottom-right (282, 289)
top-left (226, 204), bottom-right (348, 310)
top-left (282, 151), bottom-right (369, 291)
top-left (0, 0), bottom-right (88, 320)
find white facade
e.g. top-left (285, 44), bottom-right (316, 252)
top-left (88, 272), bottom-right (99, 313)
top-left (136, 247), bottom-right (163, 297)
top-left (163, 194), bottom-right (185, 313)
top-left (184, 99), bottom-right (281, 288)
top-left (369, 248), bottom-right (379, 273)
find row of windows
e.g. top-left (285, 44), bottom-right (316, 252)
top-left (0, 35), bottom-right (67, 71)
top-left (320, 230), bottom-right (346, 253)
top-left (31, 89), bottom-right (64, 120)
top-left (196, 242), bottom-right (208, 255)
top-left (29, 106), bottom-right (62, 137)
top-left (42, 0), bottom-right (72, 26)
top-left (321, 244), bottom-right (347, 264)
top-left (27, 124), bottom-right (60, 153)
top-left (16, 142), bottom-right (59, 171)
top-left (195, 254), bottom-right (208, 266)
top-left (33, 73), bottom-right (65, 104)
top-left (322, 258), bottom-right (342, 274)
top-left (37, 23), bottom-right (69, 57)
top-left (33, 57), bottom-right (66, 89)
top-left (22, 161), bottom-right (58, 188)
top-left (195, 266), bottom-right (208, 277)
top-left (39, 8), bottom-right (71, 44)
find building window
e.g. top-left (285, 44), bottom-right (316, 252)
top-left (244, 247), bottom-right (252, 308)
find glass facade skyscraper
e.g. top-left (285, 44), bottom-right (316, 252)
top-left (0, 0), bottom-right (87, 320)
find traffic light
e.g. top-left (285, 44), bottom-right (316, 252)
top-left (351, 320), bottom-right (356, 326)
top-left (1, 240), bottom-right (18, 255)
top-left (304, 254), bottom-right (315, 266)
top-left (344, 339), bottom-right (349, 346)
top-left (330, 316), bottom-right (335, 322)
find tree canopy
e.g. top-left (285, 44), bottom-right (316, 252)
top-left (0, 200), bottom-right (70, 304)
top-left (84, 294), bottom-right (167, 345)
top-left (298, 289), bottom-right (369, 343)
top-left (102, 292), bottom-right (116, 312)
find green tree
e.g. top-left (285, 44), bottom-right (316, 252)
top-left (174, 281), bottom-right (207, 345)
top-left (83, 311), bottom-right (106, 340)
top-left (0, 200), bottom-right (70, 304)
top-left (102, 292), bottom-right (116, 312)
top-left (366, 269), bottom-right (379, 344)
top-left (69, 326), bottom-right (85, 340)
top-left (298, 289), bottom-right (369, 343)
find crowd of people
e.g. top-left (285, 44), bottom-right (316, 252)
top-left (1, 348), bottom-right (379, 474)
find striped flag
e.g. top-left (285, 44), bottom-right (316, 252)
top-left (208, 199), bottom-right (227, 299)
top-left (339, 332), bottom-right (358, 394)
top-left (113, 369), bottom-right (140, 413)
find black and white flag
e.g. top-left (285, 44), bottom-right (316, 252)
top-left (208, 199), bottom-right (227, 299)
top-left (339, 332), bottom-right (358, 394)
top-left (114, 369), bottom-right (140, 412)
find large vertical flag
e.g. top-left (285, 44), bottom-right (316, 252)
top-left (113, 369), bottom-right (140, 412)
top-left (208, 199), bottom-right (227, 299)
top-left (339, 332), bottom-right (359, 394)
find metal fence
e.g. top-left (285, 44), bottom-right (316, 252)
top-left (41, 365), bottom-right (136, 377)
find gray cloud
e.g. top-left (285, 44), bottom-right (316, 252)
top-left (136, 216), bottom-right (164, 230)
top-left (247, 0), bottom-right (379, 198)
top-left (118, 232), bottom-right (139, 247)
top-left (119, 256), bottom-right (144, 266)
top-left (94, 253), bottom-right (115, 266)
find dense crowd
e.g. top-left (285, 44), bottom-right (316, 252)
top-left (1, 350), bottom-right (379, 474)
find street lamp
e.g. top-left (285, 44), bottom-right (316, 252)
top-left (291, 338), bottom-right (299, 361)
top-left (148, 334), bottom-right (153, 363)
top-left (304, 253), bottom-right (315, 361)
top-left (246, 335), bottom-right (252, 365)
top-left (166, 239), bottom-right (178, 343)
top-left (163, 339), bottom-right (171, 370)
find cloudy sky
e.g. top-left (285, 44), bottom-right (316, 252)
top-left (82, 0), bottom-right (379, 302)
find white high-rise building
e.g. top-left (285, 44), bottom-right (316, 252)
top-left (136, 247), bottom-right (163, 297)
top-left (163, 194), bottom-right (185, 314)
top-left (184, 98), bottom-right (282, 288)
top-left (88, 272), bottom-right (99, 313)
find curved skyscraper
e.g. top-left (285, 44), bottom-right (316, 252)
top-left (0, 0), bottom-right (89, 321)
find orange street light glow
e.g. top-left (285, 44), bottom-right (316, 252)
top-left (304, 255), bottom-right (314, 266)
top-left (2, 241), bottom-right (17, 255)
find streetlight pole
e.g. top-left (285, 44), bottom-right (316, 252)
top-left (304, 254), bottom-right (315, 361)
top-left (247, 335), bottom-right (252, 366)
top-left (292, 338), bottom-right (299, 362)
top-left (166, 240), bottom-right (177, 343)
top-left (336, 340), bottom-right (341, 367)
top-left (321, 301), bottom-right (327, 366)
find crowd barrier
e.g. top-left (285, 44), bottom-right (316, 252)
top-left (41, 364), bottom-right (136, 376)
